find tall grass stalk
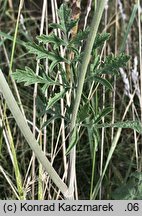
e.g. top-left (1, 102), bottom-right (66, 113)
top-left (0, 69), bottom-right (69, 198)
top-left (1, 0), bottom-right (25, 200)
top-left (0, 165), bottom-right (20, 199)
top-left (8, 0), bottom-right (25, 115)
top-left (31, 0), bottom-right (48, 200)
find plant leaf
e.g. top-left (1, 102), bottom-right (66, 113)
top-left (93, 53), bottom-right (130, 75)
top-left (49, 23), bottom-right (64, 31)
top-left (112, 172), bottom-right (142, 200)
top-left (94, 75), bottom-right (113, 89)
top-left (26, 42), bottom-right (49, 59)
top-left (66, 127), bottom-right (78, 155)
top-left (94, 107), bottom-right (113, 124)
top-left (26, 42), bottom-right (64, 63)
top-left (37, 33), bottom-right (67, 49)
top-left (42, 115), bottom-right (62, 128)
top-left (47, 89), bottom-right (66, 110)
top-left (49, 59), bottom-right (63, 72)
top-left (36, 95), bottom-right (47, 117)
top-left (69, 27), bottom-right (90, 46)
top-left (44, 74), bottom-right (59, 85)
top-left (12, 67), bottom-right (45, 86)
top-left (93, 33), bottom-right (111, 49)
top-left (95, 120), bottom-right (142, 134)
top-left (58, 4), bottom-right (78, 33)
top-left (78, 103), bottom-right (90, 122)
top-left (12, 67), bottom-right (59, 87)
top-left (90, 55), bottom-right (100, 72)
top-left (100, 53), bottom-right (130, 74)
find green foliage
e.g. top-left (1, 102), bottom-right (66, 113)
top-left (26, 42), bottom-right (65, 71)
top-left (37, 33), bottom-right (67, 49)
top-left (93, 32), bottom-right (111, 49)
top-left (12, 67), bottom-right (58, 86)
top-left (12, 3), bottom-right (140, 155)
top-left (11, 4), bottom-right (140, 198)
top-left (99, 53), bottom-right (130, 75)
top-left (94, 107), bottom-right (113, 124)
top-left (13, 5), bottom-right (124, 92)
top-left (70, 28), bottom-right (90, 46)
top-left (78, 103), bottom-right (90, 122)
top-left (47, 89), bottom-right (66, 110)
top-left (93, 75), bottom-right (113, 89)
top-left (112, 172), bottom-right (142, 200)
top-left (49, 4), bottom-right (78, 35)
top-left (26, 42), bottom-right (50, 59)
top-left (89, 53), bottom-right (130, 77)
top-left (94, 120), bottom-right (142, 133)
top-left (86, 53), bottom-right (130, 91)
top-left (57, 4), bottom-right (78, 34)
top-left (11, 3), bottom-right (140, 141)
top-left (12, 67), bottom-right (43, 86)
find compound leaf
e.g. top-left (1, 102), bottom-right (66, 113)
top-left (100, 53), bottom-right (130, 75)
top-left (13, 67), bottom-right (59, 87)
top-left (37, 33), bottom-right (67, 49)
top-left (12, 67), bottom-right (45, 86)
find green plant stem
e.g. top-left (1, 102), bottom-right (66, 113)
top-left (0, 70), bottom-right (69, 198)
top-left (90, 146), bottom-right (97, 198)
top-left (68, 0), bottom-right (107, 199)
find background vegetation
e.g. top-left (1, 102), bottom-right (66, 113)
top-left (0, 0), bottom-right (142, 200)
